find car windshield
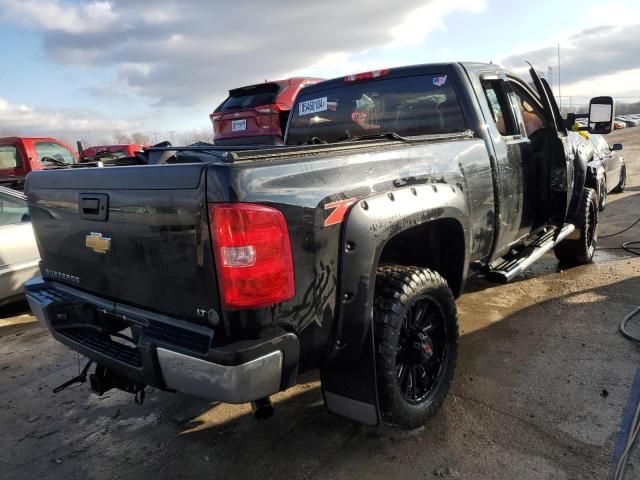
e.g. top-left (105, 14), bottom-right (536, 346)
top-left (286, 73), bottom-right (466, 145)
top-left (35, 142), bottom-right (75, 165)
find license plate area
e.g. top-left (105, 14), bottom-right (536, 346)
top-left (231, 119), bottom-right (247, 132)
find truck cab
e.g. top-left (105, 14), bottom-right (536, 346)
top-left (0, 137), bottom-right (77, 189)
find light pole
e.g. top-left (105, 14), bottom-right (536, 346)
top-left (557, 43), bottom-right (562, 112)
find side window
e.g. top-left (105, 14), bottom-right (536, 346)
top-left (509, 83), bottom-right (546, 137)
top-left (35, 142), bottom-right (75, 165)
top-left (482, 81), bottom-right (518, 136)
top-left (0, 191), bottom-right (29, 226)
top-left (0, 145), bottom-right (20, 169)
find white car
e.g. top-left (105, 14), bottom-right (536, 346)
top-left (0, 186), bottom-right (39, 306)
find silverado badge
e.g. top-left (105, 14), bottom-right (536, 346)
top-left (85, 232), bottom-right (111, 253)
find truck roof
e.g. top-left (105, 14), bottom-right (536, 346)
top-left (0, 136), bottom-right (67, 143)
top-left (296, 62), bottom-right (497, 94)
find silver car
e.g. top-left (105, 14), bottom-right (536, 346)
top-left (0, 186), bottom-right (39, 306)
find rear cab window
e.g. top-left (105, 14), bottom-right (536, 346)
top-left (35, 142), bottom-right (75, 165)
top-left (82, 150), bottom-right (127, 162)
top-left (0, 145), bottom-right (21, 169)
top-left (286, 73), bottom-right (467, 144)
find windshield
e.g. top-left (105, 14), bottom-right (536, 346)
top-left (286, 74), bottom-right (466, 145)
top-left (35, 141), bottom-right (75, 165)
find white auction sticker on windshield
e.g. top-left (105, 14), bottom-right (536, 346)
top-left (299, 97), bottom-right (328, 116)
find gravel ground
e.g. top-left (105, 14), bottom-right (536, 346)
top-left (1, 127), bottom-right (639, 480)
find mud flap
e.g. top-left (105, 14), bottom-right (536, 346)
top-left (320, 323), bottom-right (380, 426)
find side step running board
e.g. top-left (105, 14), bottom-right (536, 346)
top-left (485, 224), bottom-right (575, 284)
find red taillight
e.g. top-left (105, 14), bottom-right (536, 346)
top-left (344, 69), bottom-right (389, 83)
top-left (210, 112), bottom-right (224, 133)
top-left (208, 203), bottom-right (295, 309)
top-left (254, 103), bottom-right (288, 114)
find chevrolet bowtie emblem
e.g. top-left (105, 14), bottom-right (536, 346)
top-left (85, 232), bottom-right (111, 253)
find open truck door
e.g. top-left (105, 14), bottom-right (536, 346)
top-left (527, 64), bottom-right (571, 233)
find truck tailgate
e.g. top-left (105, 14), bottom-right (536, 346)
top-left (25, 164), bottom-right (219, 324)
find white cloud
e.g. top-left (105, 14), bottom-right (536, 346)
top-left (584, 3), bottom-right (640, 27)
top-left (562, 68), bottom-right (640, 99)
top-left (0, 0), bottom-right (484, 107)
top-left (389, 0), bottom-right (485, 48)
top-left (0, 0), bottom-right (117, 34)
top-left (0, 96), bottom-right (140, 137)
top-left (498, 23), bottom-right (640, 99)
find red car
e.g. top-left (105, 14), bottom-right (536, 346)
top-left (210, 77), bottom-right (322, 146)
top-left (79, 144), bottom-right (146, 162)
top-left (0, 137), bottom-right (77, 187)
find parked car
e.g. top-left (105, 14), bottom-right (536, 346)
top-left (0, 137), bottom-right (77, 189)
top-left (619, 116), bottom-right (639, 127)
top-left (585, 134), bottom-right (626, 210)
top-left (615, 117), bottom-right (630, 127)
top-left (25, 62), bottom-right (612, 429)
top-left (79, 144), bottom-right (146, 163)
top-left (614, 120), bottom-right (627, 129)
top-left (210, 77), bottom-right (322, 146)
top-left (0, 186), bottom-right (39, 306)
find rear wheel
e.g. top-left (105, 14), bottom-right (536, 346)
top-left (554, 188), bottom-right (598, 265)
top-left (613, 164), bottom-right (626, 193)
top-left (373, 266), bottom-right (458, 429)
top-left (597, 176), bottom-right (607, 211)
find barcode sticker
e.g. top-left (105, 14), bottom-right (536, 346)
top-left (298, 97), bottom-right (328, 116)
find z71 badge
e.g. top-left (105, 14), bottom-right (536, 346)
top-left (324, 198), bottom-right (356, 227)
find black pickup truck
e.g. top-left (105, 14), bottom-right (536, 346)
top-left (24, 62), bottom-right (614, 429)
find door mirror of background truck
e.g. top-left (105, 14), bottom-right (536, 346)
top-left (588, 96), bottom-right (615, 134)
top-left (611, 143), bottom-right (623, 151)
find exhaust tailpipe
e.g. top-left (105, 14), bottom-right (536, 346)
top-left (251, 397), bottom-right (274, 420)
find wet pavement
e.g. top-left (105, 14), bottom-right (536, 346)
top-left (1, 128), bottom-right (639, 479)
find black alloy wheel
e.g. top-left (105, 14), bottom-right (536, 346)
top-left (374, 266), bottom-right (458, 429)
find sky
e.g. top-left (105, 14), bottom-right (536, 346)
top-left (0, 0), bottom-right (639, 143)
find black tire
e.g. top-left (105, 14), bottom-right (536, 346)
top-left (373, 266), bottom-right (458, 429)
top-left (613, 164), bottom-right (626, 193)
top-left (554, 187), bottom-right (598, 265)
top-left (597, 176), bottom-right (607, 211)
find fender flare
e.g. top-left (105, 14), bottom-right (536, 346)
top-left (319, 183), bottom-right (470, 425)
top-left (328, 183), bottom-right (470, 365)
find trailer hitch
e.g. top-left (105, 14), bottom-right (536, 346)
top-left (89, 365), bottom-right (147, 405)
top-left (53, 360), bottom-right (94, 394)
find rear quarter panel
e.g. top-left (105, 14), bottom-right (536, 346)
top-left (207, 139), bottom-right (494, 369)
